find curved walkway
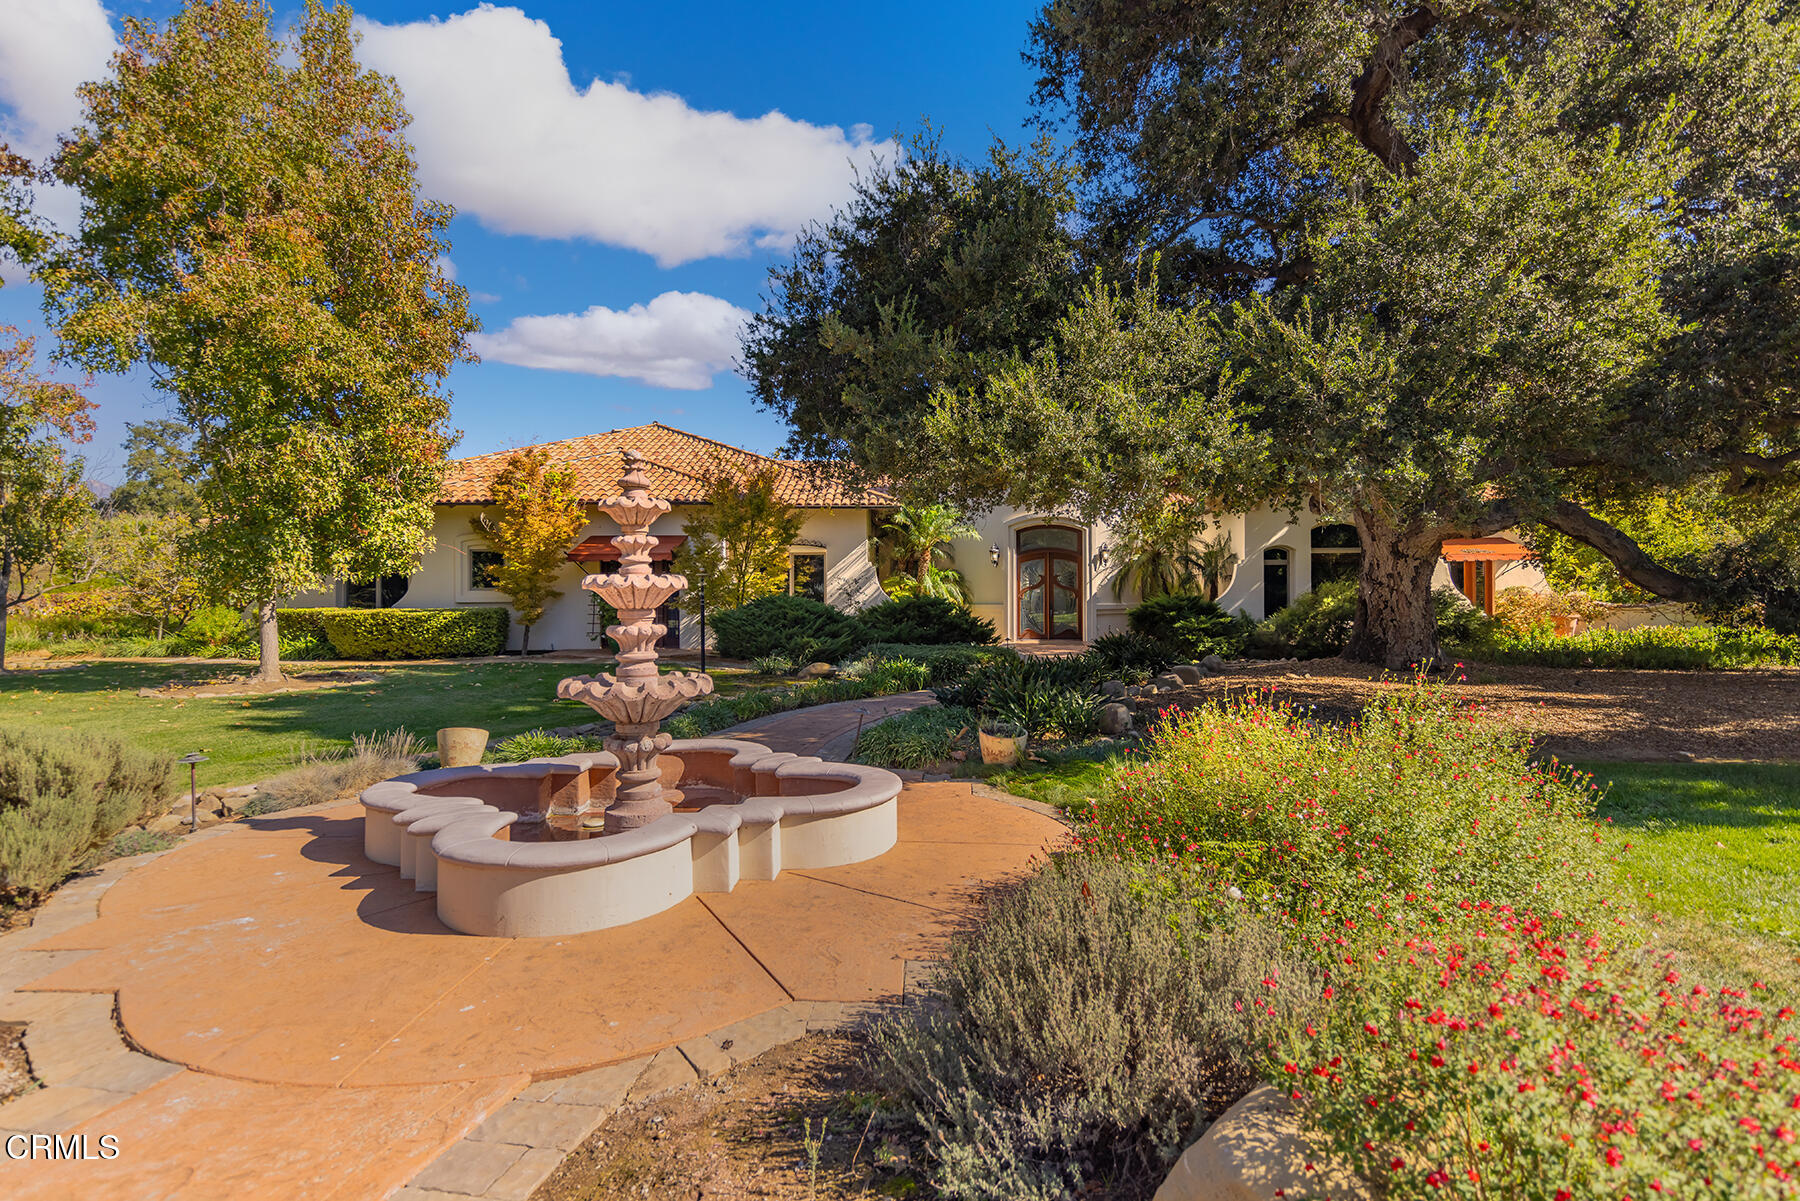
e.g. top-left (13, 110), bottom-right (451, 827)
top-left (0, 776), bottom-right (1063, 1200)
top-left (715, 689), bottom-right (940, 762)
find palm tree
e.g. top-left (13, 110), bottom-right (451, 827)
top-left (1197, 531), bottom-right (1240, 600)
top-left (875, 503), bottom-right (978, 603)
top-left (1111, 509), bottom-right (1209, 600)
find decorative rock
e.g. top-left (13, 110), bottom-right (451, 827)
top-left (1202, 654), bottom-right (1226, 670)
top-left (799, 662), bottom-right (835, 679)
top-left (1153, 1085), bottom-right (1370, 1201)
top-left (1098, 702), bottom-right (1132, 737)
top-left (1100, 679), bottom-right (1128, 698)
top-left (1152, 673), bottom-right (1184, 691)
top-left (1171, 664), bottom-right (1204, 684)
top-left (436, 726), bottom-right (489, 768)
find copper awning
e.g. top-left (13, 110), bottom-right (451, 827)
top-left (566, 534), bottom-right (687, 564)
top-left (1441, 537), bottom-right (1532, 562)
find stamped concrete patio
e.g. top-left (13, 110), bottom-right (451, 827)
top-left (0, 779), bottom-right (1064, 1200)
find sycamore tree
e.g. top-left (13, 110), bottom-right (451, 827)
top-left (42, 0), bottom-right (476, 681)
top-left (0, 328), bottom-right (94, 670)
top-left (748, 1), bottom-right (1800, 666)
top-left (675, 465), bottom-right (805, 612)
top-left (471, 449), bottom-right (585, 655)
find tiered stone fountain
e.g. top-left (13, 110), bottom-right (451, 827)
top-left (553, 450), bottom-right (713, 833)
top-left (356, 450), bottom-right (904, 937)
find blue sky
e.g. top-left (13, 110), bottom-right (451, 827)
top-left (0, 0), bottom-right (1043, 482)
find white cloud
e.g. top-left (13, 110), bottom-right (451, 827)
top-left (470, 290), bottom-right (750, 389)
top-left (433, 253), bottom-right (458, 281)
top-left (0, 0), bottom-right (118, 233)
top-left (355, 6), bottom-right (895, 266)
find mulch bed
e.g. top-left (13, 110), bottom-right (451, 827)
top-left (1162, 658), bottom-right (1800, 762)
top-left (537, 1030), bottom-right (932, 1201)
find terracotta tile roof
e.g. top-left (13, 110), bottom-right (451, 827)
top-left (437, 423), bottom-right (894, 509)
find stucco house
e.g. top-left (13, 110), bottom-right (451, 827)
top-left (297, 422), bottom-right (1545, 651)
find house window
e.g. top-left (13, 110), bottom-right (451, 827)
top-left (789, 552), bottom-right (826, 602)
top-left (1263, 547), bottom-right (1290, 614)
top-left (1309, 523), bottom-right (1361, 588)
top-left (345, 573), bottom-right (410, 609)
top-left (469, 549), bottom-right (503, 591)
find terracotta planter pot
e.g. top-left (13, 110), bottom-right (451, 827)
top-left (978, 728), bottom-right (1027, 767)
top-left (437, 726), bottom-right (489, 768)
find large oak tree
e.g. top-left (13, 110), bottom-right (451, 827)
top-left (43, 0), bottom-right (476, 680)
top-left (747, 1), bottom-right (1800, 666)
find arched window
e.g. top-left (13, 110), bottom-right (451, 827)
top-left (1263, 547), bottom-right (1290, 614)
top-left (1309, 523), bottom-right (1361, 588)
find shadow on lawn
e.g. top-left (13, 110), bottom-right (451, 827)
top-left (1583, 762), bottom-right (1800, 833)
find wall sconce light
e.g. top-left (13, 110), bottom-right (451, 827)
top-left (989, 544), bottom-right (1001, 566)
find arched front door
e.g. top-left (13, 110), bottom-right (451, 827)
top-left (1016, 526), bottom-right (1082, 640)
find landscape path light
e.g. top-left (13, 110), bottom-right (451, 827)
top-left (178, 752), bottom-right (209, 832)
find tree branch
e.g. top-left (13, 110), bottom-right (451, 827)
top-left (1474, 498), bottom-right (1712, 603)
top-left (1348, 5), bottom-right (1441, 173)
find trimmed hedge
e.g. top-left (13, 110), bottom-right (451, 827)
top-left (277, 607), bottom-right (509, 659)
top-left (1127, 594), bottom-right (1252, 659)
top-left (0, 729), bottom-right (172, 896)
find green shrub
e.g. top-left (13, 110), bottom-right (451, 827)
top-left (277, 607), bottom-right (510, 659)
top-left (487, 729), bottom-right (605, 763)
top-left (749, 652), bottom-right (796, 674)
top-left (1460, 621), bottom-right (1800, 669)
top-left (1127, 594), bottom-right (1251, 660)
top-left (857, 596), bottom-right (996, 646)
top-left (872, 856), bottom-right (1317, 1200)
top-left (170, 603), bottom-right (253, 655)
top-left (1251, 576), bottom-right (1358, 658)
top-left (238, 729), bottom-right (424, 816)
top-left (1431, 584), bottom-right (1495, 644)
top-left (1083, 631), bottom-right (1177, 681)
top-left (1081, 677), bottom-right (1608, 924)
top-left (853, 643), bottom-right (1019, 688)
top-left (851, 705), bottom-right (975, 768)
top-left (0, 729), bottom-right (172, 896)
top-left (710, 593), bottom-right (867, 663)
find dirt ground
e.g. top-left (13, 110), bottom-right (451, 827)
top-left (0, 1022), bottom-right (32, 1105)
top-left (536, 1030), bottom-right (931, 1201)
top-left (1169, 658), bottom-right (1800, 762)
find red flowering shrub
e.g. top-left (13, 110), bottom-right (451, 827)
top-left (1276, 901), bottom-right (1800, 1198)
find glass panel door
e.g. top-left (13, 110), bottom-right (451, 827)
top-left (1050, 558), bottom-right (1080, 638)
top-left (1018, 558), bottom-right (1047, 638)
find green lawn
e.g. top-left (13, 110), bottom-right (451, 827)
top-left (0, 660), bottom-right (745, 791)
top-left (1579, 760), bottom-right (1800, 940)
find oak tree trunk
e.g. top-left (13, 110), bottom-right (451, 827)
top-left (256, 596), bottom-right (282, 682)
top-left (1344, 520), bottom-right (1443, 669)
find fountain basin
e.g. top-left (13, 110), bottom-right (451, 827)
top-left (358, 739), bottom-right (902, 937)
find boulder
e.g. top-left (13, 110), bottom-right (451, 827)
top-left (1171, 663), bottom-right (1204, 685)
top-left (1153, 1085), bottom-right (1370, 1201)
top-left (799, 662), bottom-right (835, 679)
top-left (1100, 679), bottom-right (1128, 698)
top-left (1151, 672), bottom-right (1185, 691)
top-left (1202, 653), bottom-right (1226, 671)
top-left (1098, 702), bottom-right (1132, 736)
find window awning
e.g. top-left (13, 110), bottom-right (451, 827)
top-left (566, 534), bottom-right (687, 563)
top-left (1441, 537), bottom-right (1533, 562)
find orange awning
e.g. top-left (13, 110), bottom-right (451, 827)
top-left (1442, 537), bottom-right (1533, 562)
top-left (566, 534), bottom-right (687, 564)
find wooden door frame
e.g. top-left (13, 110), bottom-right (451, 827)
top-left (1015, 525), bottom-right (1083, 641)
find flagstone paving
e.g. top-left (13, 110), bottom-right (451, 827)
top-left (0, 777), bottom-right (1065, 1200)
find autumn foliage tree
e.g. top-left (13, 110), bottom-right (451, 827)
top-left (470, 449), bottom-right (585, 655)
top-left (42, 0), bottom-right (476, 680)
top-left (676, 465), bottom-right (805, 613)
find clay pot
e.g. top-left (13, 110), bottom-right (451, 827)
top-left (978, 726), bottom-right (1027, 767)
top-left (437, 726), bottom-right (489, 768)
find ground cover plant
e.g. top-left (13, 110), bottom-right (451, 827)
top-left (850, 704), bottom-right (974, 769)
top-left (0, 660), bottom-right (596, 789)
top-left (0, 728), bottom-right (171, 897)
top-left (1464, 622), bottom-right (1800, 670)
